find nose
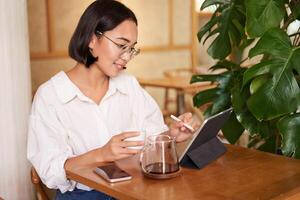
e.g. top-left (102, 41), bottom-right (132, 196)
top-left (120, 51), bottom-right (132, 62)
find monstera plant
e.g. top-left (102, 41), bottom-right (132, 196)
top-left (192, 0), bottom-right (300, 158)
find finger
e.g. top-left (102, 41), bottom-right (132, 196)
top-left (184, 113), bottom-right (193, 123)
top-left (171, 121), bottom-right (189, 133)
top-left (175, 132), bottom-right (193, 142)
top-left (118, 131), bottom-right (140, 140)
top-left (176, 120), bottom-right (192, 132)
top-left (191, 121), bottom-right (201, 131)
top-left (117, 153), bottom-right (136, 160)
top-left (122, 148), bottom-right (141, 155)
top-left (120, 140), bottom-right (144, 148)
top-left (173, 121), bottom-right (184, 128)
top-left (180, 126), bottom-right (188, 132)
top-left (168, 129), bottom-right (180, 138)
top-left (179, 112), bottom-right (193, 123)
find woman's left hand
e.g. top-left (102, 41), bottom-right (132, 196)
top-left (169, 112), bottom-right (200, 142)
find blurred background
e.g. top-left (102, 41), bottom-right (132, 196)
top-left (28, 0), bottom-right (215, 114)
top-left (0, 1), bottom-right (216, 199)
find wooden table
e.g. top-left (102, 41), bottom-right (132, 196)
top-left (66, 145), bottom-right (300, 200)
top-left (138, 76), bottom-right (213, 115)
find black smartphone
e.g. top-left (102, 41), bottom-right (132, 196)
top-left (94, 163), bottom-right (132, 183)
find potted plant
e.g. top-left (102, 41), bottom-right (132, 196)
top-left (192, 0), bottom-right (300, 158)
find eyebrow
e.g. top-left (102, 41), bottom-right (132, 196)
top-left (116, 37), bottom-right (137, 45)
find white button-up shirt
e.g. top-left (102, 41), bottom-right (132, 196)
top-left (27, 71), bottom-right (168, 192)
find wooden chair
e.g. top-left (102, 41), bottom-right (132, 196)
top-left (161, 68), bottom-right (193, 117)
top-left (163, 67), bottom-right (207, 122)
top-left (31, 167), bottom-right (50, 200)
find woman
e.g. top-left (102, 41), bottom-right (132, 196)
top-left (27, 0), bottom-right (198, 199)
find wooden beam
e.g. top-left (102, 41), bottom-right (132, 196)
top-left (191, 0), bottom-right (198, 71)
top-left (168, 0), bottom-right (174, 46)
top-left (30, 45), bottom-right (192, 60)
top-left (30, 51), bottom-right (68, 59)
top-left (45, 0), bottom-right (55, 52)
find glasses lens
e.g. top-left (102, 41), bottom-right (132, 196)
top-left (131, 48), bottom-right (140, 57)
top-left (122, 47), bottom-right (140, 58)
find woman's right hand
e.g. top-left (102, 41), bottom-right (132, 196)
top-left (99, 131), bottom-right (144, 162)
top-left (65, 132), bottom-right (144, 171)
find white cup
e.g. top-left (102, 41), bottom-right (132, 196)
top-left (124, 131), bottom-right (146, 150)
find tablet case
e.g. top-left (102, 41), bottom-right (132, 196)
top-left (179, 108), bottom-right (232, 169)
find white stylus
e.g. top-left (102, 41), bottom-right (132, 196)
top-left (170, 115), bottom-right (195, 132)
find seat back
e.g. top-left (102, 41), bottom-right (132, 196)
top-left (31, 167), bottom-right (50, 200)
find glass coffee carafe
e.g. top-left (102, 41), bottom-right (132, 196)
top-left (140, 134), bottom-right (180, 179)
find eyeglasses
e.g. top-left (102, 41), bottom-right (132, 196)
top-left (96, 31), bottom-right (140, 58)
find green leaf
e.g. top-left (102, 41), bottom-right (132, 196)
top-left (190, 74), bottom-right (220, 83)
top-left (207, 28), bottom-right (232, 59)
top-left (203, 28), bottom-right (220, 45)
top-left (249, 74), bottom-right (271, 95)
top-left (247, 69), bottom-right (299, 120)
top-left (257, 135), bottom-right (277, 153)
top-left (209, 60), bottom-right (240, 71)
top-left (291, 0), bottom-right (300, 20)
top-left (199, 0), bottom-right (246, 59)
top-left (210, 72), bottom-right (234, 115)
top-left (249, 28), bottom-right (292, 59)
top-left (211, 92), bottom-right (231, 114)
top-left (240, 38), bottom-right (255, 50)
top-left (201, 0), bottom-right (226, 10)
top-left (290, 48), bottom-right (300, 74)
top-left (277, 113), bottom-right (300, 158)
top-left (193, 88), bottom-right (219, 107)
top-left (222, 112), bottom-right (245, 144)
top-left (242, 60), bottom-right (275, 87)
top-left (194, 0), bottom-right (300, 159)
top-left (245, 0), bottom-right (285, 38)
top-left (246, 29), bottom-right (300, 120)
top-left (231, 71), bottom-right (273, 138)
top-left (192, 70), bottom-right (234, 116)
top-left (202, 105), bottom-right (212, 118)
top-left (197, 14), bottom-right (219, 42)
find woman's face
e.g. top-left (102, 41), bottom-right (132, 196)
top-left (90, 20), bottom-right (138, 77)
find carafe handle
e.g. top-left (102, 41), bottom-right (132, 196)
top-left (139, 144), bottom-right (149, 173)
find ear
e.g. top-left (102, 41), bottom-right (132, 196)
top-left (88, 34), bottom-right (98, 49)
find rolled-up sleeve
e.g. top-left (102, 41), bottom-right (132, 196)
top-left (27, 93), bottom-right (76, 192)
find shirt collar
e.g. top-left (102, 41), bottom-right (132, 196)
top-left (51, 71), bottom-right (79, 103)
top-left (109, 72), bottom-right (129, 95)
top-left (51, 71), bottom-right (129, 104)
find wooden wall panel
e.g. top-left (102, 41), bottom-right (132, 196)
top-left (27, 0), bottom-right (48, 53)
top-left (30, 58), bottom-right (75, 92)
top-left (123, 0), bottom-right (169, 46)
top-left (127, 50), bottom-right (191, 78)
top-left (173, 0), bottom-right (191, 46)
top-left (52, 0), bottom-right (94, 51)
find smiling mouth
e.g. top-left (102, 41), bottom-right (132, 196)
top-left (114, 63), bottom-right (126, 70)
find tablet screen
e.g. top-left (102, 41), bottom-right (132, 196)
top-left (178, 108), bottom-right (232, 162)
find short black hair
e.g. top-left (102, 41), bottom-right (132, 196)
top-left (68, 0), bottom-right (137, 67)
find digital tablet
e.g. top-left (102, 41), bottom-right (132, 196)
top-left (178, 108), bottom-right (232, 163)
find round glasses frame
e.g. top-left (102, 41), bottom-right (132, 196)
top-left (95, 31), bottom-right (140, 58)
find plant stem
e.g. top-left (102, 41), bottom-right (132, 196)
top-left (293, 27), bottom-right (300, 46)
top-left (282, 14), bottom-right (294, 30)
top-left (296, 36), bottom-right (300, 46)
top-left (239, 57), bottom-right (248, 65)
top-left (289, 32), bottom-right (300, 38)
